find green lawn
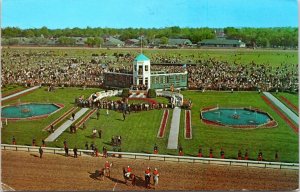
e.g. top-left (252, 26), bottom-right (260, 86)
top-left (2, 88), bottom-right (298, 163)
top-left (1, 87), bottom-right (100, 146)
top-left (2, 47), bottom-right (298, 68)
top-left (274, 92), bottom-right (298, 114)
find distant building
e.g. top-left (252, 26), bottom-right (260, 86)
top-left (168, 39), bottom-right (192, 47)
top-left (150, 38), bottom-right (192, 47)
top-left (198, 38), bottom-right (246, 48)
top-left (103, 36), bottom-right (125, 47)
top-left (125, 39), bottom-right (140, 46)
top-left (73, 37), bottom-right (88, 46)
top-left (104, 54), bottom-right (188, 89)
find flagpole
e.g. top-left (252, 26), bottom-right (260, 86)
top-left (140, 35), bottom-right (143, 54)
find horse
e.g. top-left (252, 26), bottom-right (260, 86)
top-left (104, 162), bottom-right (113, 177)
top-left (153, 175), bottom-right (159, 187)
top-left (96, 168), bottom-right (105, 180)
top-left (145, 174), bottom-right (151, 188)
top-left (123, 167), bottom-right (136, 186)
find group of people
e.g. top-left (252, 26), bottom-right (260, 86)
top-left (196, 146), bottom-right (279, 161)
top-left (123, 165), bottom-right (159, 188)
top-left (2, 49), bottom-right (297, 92)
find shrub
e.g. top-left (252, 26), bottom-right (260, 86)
top-left (122, 88), bottom-right (130, 98)
top-left (147, 89), bottom-right (156, 98)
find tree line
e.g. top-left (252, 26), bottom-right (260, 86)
top-left (1, 26), bottom-right (297, 48)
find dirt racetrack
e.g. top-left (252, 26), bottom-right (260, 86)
top-left (2, 150), bottom-right (298, 191)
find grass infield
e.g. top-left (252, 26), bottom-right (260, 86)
top-left (1, 87), bottom-right (298, 163)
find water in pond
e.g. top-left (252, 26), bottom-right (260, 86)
top-left (202, 108), bottom-right (272, 126)
top-left (2, 103), bottom-right (60, 119)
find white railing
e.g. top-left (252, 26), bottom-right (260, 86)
top-left (1, 144), bottom-right (298, 170)
top-left (90, 90), bottom-right (122, 102)
top-left (156, 91), bottom-right (183, 106)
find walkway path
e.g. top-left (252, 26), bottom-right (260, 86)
top-left (167, 107), bottom-right (181, 149)
top-left (263, 92), bottom-right (298, 125)
top-left (45, 108), bottom-right (89, 142)
top-left (1, 86), bottom-right (40, 101)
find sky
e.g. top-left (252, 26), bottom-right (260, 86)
top-left (1, 0), bottom-right (298, 29)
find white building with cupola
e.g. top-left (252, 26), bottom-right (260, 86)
top-left (104, 53), bottom-right (188, 90)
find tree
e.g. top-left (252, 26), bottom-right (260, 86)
top-left (160, 36), bottom-right (168, 45)
top-left (147, 89), bottom-right (156, 98)
top-left (93, 37), bottom-right (103, 47)
top-left (31, 37), bottom-right (48, 45)
top-left (85, 37), bottom-right (103, 47)
top-left (58, 36), bottom-right (76, 46)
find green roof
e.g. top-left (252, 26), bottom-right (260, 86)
top-left (104, 37), bottom-right (124, 46)
top-left (198, 38), bottom-right (245, 45)
top-left (134, 54), bottom-right (150, 61)
top-left (168, 38), bottom-right (192, 45)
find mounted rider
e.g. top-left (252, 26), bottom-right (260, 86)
top-left (104, 160), bottom-right (111, 177)
top-left (145, 167), bottom-right (151, 188)
top-left (125, 165), bottom-right (132, 178)
top-left (153, 168), bottom-right (159, 186)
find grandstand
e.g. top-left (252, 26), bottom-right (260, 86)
top-left (103, 53), bottom-right (188, 90)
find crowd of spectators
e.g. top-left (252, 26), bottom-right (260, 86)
top-left (2, 49), bottom-right (298, 92)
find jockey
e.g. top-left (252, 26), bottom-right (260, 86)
top-left (145, 167), bottom-right (151, 177)
top-left (125, 166), bottom-right (131, 177)
top-left (105, 161), bottom-right (110, 169)
top-left (145, 167), bottom-right (151, 188)
top-left (153, 168), bottom-right (159, 177)
top-left (153, 168), bottom-right (159, 185)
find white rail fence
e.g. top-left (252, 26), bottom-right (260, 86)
top-left (1, 144), bottom-right (298, 170)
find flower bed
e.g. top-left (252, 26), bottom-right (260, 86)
top-left (201, 106), bottom-right (217, 111)
top-left (128, 98), bottom-right (158, 105)
top-left (185, 110), bottom-right (192, 139)
top-left (280, 96), bottom-right (298, 114)
top-left (157, 109), bottom-right (169, 138)
top-left (261, 95), bottom-right (298, 133)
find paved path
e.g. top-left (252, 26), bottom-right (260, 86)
top-left (1, 86), bottom-right (40, 101)
top-left (45, 108), bottom-right (89, 142)
top-left (167, 107), bottom-right (181, 149)
top-left (263, 92), bottom-right (298, 125)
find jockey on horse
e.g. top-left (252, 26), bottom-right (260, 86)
top-left (123, 166), bottom-right (135, 185)
top-left (153, 168), bottom-right (159, 187)
top-left (124, 165), bottom-right (132, 178)
top-left (144, 167), bottom-right (151, 188)
top-left (104, 161), bottom-right (112, 177)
